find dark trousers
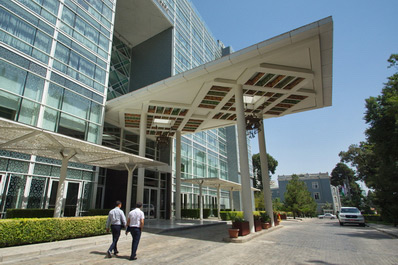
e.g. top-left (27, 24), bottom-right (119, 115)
top-left (108, 225), bottom-right (122, 253)
top-left (130, 227), bottom-right (141, 258)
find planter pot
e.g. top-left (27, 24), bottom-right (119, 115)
top-left (228, 228), bottom-right (239, 238)
top-left (232, 221), bottom-right (250, 236)
top-left (254, 220), bottom-right (262, 232)
top-left (262, 222), bottom-right (270, 229)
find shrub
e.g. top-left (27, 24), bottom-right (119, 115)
top-left (0, 216), bottom-right (107, 247)
top-left (212, 209), bottom-right (218, 217)
top-left (86, 209), bottom-right (111, 216)
top-left (181, 209), bottom-right (211, 219)
top-left (363, 214), bottom-right (382, 222)
top-left (220, 211), bottom-right (243, 221)
top-left (6, 209), bottom-right (54, 218)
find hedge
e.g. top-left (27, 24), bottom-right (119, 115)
top-left (363, 214), bottom-right (382, 222)
top-left (85, 209), bottom-right (111, 216)
top-left (220, 211), bottom-right (267, 221)
top-left (0, 216), bottom-right (107, 247)
top-left (181, 209), bottom-right (211, 219)
top-left (6, 209), bottom-right (54, 218)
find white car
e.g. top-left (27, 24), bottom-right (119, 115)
top-left (142, 204), bottom-right (155, 218)
top-left (338, 207), bottom-right (365, 226)
top-left (318, 213), bottom-right (336, 219)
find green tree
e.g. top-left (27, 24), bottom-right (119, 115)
top-left (283, 175), bottom-right (316, 218)
top-left (254, 191), bottom-right (264, 210)
top-left (252, 153), bottom-right (278, 189)
top-left (331, 162), bottom-right (363, 208)
top-left (340, 54), bottom-right (398, 225)
top-left (331, 162), bottom-right (356, 186)
top-left (272, 198), bottom-right (285, 212)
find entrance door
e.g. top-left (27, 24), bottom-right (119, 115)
top-left (143, 187), bottom-right (158, 219)
top-left (64, 182), bottom-right (80, 216)
top-left (48, 180), bottom-right (81, 216)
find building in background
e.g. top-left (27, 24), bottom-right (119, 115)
top-left (277, 173), bottom-right (341, 214)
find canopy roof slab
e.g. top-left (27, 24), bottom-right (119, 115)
top-left (106, 17), bottom-right (333, 138)
top-left (0, 118), bottom-right (165, 171)
top-left (114, 0), bottom-right (173, 47)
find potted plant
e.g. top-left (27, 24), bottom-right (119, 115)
top-left (260, 212), bottom-right (271, 229)
top-left (227, 212), bottom-right (240, 238)
top-left (273, 212), bottom-right (280, 226)
top-left (230, 214), bottom-right (250, 236)
top-left (253, 214), bottom-right (262, 232)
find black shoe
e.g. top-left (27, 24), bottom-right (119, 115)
top-left (129, 256), bottom-right (137, 260)
top-left (114, 250), bottom-right (119, 255)
top-left (107, 250), bottom-right (112, 258)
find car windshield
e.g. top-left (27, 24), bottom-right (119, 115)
top-left (341, 208), bottom-right (360, 213)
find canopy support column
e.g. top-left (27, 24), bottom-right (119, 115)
top-left (125, 164), bottom-right (137, 213)
top-left (175, 130), bottom-right (182, 219)
top-left (229, 187), bottom-right (234, 211)
top-left (217, 184), bottom-right (221, 220)
top-left (258, 121), bottom-right (275, 226)
top-left (137, 112), bottom-right (147, 203)
top-left (54, 150), bottom-right (76, 218)
top-left (199, 180), bottom-right (203, 220)
top-left (235, 84), bottom-right (255, 233)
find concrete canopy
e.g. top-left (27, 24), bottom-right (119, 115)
top-left (106, 17), bottom-right (333, 139)
top-left (0, 118), bottom-right (165, 171)
top-left (114, 0), bottom-right (173, 47)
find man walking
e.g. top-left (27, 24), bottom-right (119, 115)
top-left (106, 200), bottom-right (126, 258)
top-left (126, 202), bottom-right (145, 261)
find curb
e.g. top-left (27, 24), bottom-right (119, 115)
top-left (223, 225), bottom-right (283, 243)
top-left (368, 226), bottom-right (398, 239)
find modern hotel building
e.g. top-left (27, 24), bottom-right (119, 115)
top-left (0, 0), bottom-right (333, 231)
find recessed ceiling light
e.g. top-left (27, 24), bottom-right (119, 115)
top-left (154, 118), bottom-right (171, 125)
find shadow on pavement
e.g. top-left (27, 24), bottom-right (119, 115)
top-left (159, 223), bottom-right (230, 243)
top-left (306, 260), bottom-right (340, 265)
top-left (90, 250), bottom-right (131, 260)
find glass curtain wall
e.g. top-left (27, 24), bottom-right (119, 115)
top-left (0, 0), bottom-right (116, 215)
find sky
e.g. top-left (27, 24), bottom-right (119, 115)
top-left (190, 0), bottom-right (398, 184)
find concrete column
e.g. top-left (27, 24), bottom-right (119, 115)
top-left (258, 122), bottom-right (275, 226)
top-left (54, 151), bottom-right (76, 218)
top-left (175, 130), bottom-right (182, 219)
top-left (229, 187), bottom-right (234, 210)
top-left (199, 180), bottom-right (203, 220)
top-left (137, 112), bottom-right (147, 203)
top-left (235, 85), bottom-right (255, 233)
top-left (125, 164), bottom-right (137, 213)
top-left (217, 184), bottom-right (221, 220)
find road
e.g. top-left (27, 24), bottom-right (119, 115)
top-left (5, 218), bottom-right (398, 265)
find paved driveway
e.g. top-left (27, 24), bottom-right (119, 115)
top-left (3, 218), bottom-right (398, 264)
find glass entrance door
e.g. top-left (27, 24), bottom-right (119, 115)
top-left (143, 187), bottom-right (158, 219)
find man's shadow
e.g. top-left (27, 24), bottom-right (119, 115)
top-left (90, 251), bottom-right (130, 260)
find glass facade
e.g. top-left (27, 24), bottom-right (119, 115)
top-left (157, 0), bottom-right (223, 75)
top-left (0, 0), bottom-right (251, 216)
top-left (0, 0), bottom-right (116, 216)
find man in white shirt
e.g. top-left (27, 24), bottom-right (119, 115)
top-left (126, 202), bottom-right (145, 260)
top-left (106, 200), bottom-right (126, 258)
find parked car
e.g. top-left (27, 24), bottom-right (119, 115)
top-left (338, 207), bottom-right (365, 226)
top-left (318, 213), bottom-right (336, 219)
top-left (142, 204), bottom-right (155, 218)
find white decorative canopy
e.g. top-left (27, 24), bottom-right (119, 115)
top-left (0, 117), bottom-right (166, 171)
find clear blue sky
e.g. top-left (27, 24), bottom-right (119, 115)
top-left (190, 0), bottom-right (397, 182)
